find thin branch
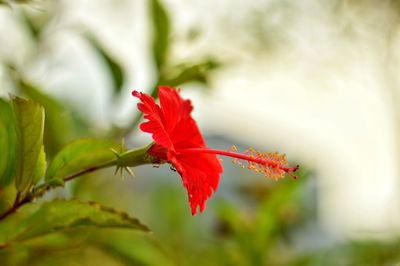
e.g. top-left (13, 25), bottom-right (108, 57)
top-left (0, 159), bottom-right (117, 221)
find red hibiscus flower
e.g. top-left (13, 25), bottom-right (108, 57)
top-left (132, 86), bottom-right (298, 215)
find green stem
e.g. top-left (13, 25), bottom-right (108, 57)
top-left (0, 144), bottom-right (155, 221)
top-left (0, 192), bottom-right (22, 220)
top-left (116, 143), bottom-right (153, 167)
top-left (30, 159), bottom-right (118, 201)
top-left (65, 160), bottom-right (117, 182)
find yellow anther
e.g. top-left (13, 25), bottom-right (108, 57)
top-left (230, 146), bottom-right (293, 180)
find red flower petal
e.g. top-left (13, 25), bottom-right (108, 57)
top-left (158, 86), bottom-right (193, 133)
top-left (132, 90), bottom-right (175, 152)
top-left (169, 117), bottom-right (206, 150)
top-left (172, 152), bottom-right (222, 215)
top-left (133, 86), bottom-right (223, 215)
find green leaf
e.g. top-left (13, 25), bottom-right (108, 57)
top-left (87, 35), bottom-right (125, 95)
top-left (0, 184), bottom-right (17, 216)
top-left (32, 146), bottom-right (46, 185)
top-left (162, 59), bottom-right (220, 87)
top-left (0, 99), bottom-right (16, 187)
top-left (45, 138), bottom-right (121, 184)
top-left (0, 200), bottom-right (149, 246)
top-left (11, 96), bottom-right (45, 194)
top-left (18, 80), bottom-right (71, 157)
top-left (151, 0), bottom-right (170, 70)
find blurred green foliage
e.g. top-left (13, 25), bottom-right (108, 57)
top-left (151, 0), bottom-right (170, 71)
top-left (0, 0), bottom-right (399, 265)
top-left (86, 34), bottom-right (125, 97)
top-left (294, 240), bottom-right (400, 266)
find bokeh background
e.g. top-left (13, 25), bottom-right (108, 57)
top-left (1, 0), bottom-right (400, 265)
